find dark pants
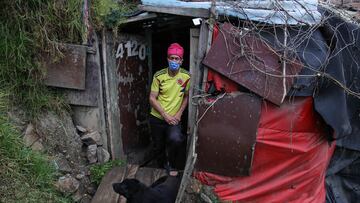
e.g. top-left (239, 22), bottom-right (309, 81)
top-left (149, 115), bottom-right (185, 169)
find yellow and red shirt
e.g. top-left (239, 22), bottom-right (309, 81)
top-left (150, 68), bottom-right (190, 119)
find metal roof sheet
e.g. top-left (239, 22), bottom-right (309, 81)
top-left (141, 0), bottom-right (322, 25)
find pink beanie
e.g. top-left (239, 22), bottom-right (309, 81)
top-left (167, 43), bottom-right (184, 58)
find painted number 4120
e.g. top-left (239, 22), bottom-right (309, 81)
top-left (116, 41), bottom-right (146, 60)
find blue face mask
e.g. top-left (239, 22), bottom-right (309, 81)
top-left (168, 61), bottom-right (180, 71)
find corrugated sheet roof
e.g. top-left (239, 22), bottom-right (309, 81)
top-left (141, 0), bottom-right (322, 25)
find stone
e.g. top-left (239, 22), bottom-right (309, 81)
top-left (7, 108), bottom-right (27, 132)
top-left (81, 131), bottom-right (103, 146)
top-left (76, 125), bottom-right (88, 134)
top-left (23, 123), bottom-right (40, 147)
top-left (76, 173), bottom-right (85, 180)
top-left (86, 185), bottom-right (97, 195)
top-left (72, 190), bottom-right (83, 202)
top-left (35, 110), bottom-right (85, 166)
top-left (80, 194), bottom-right (92, 203)
top-left (56, 174), bottom-right (80, 194)
top-left (31, 139), bottom-right (44, 151)
top-left (54, 156), bottom-right (72, 173)
top-left (87, 144), bottom-right (97, 164)
top-left (96, 147), bottom-right (110, 163)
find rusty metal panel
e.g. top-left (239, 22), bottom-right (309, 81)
top-left (195, 93), bottom-right (261, 176)
top-left (116, 34), bottom-right (150, 153)
top-left (202, 23), bottom-right (303, 105)
top-left (65, 60), bottom-right (100, 107)
top-left (44, 43), bottom-right (87, 90)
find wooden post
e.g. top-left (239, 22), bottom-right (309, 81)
top-left (201, 0), bottom-right (217, 91)
top-left (101, 29), bottom-right (125, 160)
top-left (175, 19), bottom-right (211, 203)
top-left (146, 28), bottom-right (153, 87)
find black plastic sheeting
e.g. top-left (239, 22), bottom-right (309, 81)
top-left (318, 8), bottom-right (360, 203)
top-left (252, 7), bottom-right (360, 202)
top-left (315, 8), bottom-right (360, 150)
top-left (259, 25), bottom-right (329, 97)
top-left (326, 147), bottom-right (360, 203)
top-left (258, 8), bottom-right (360, 146)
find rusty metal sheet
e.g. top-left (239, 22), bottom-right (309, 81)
top-left (43, 43), bottom-right (87, 90)
top-left (117, 34), bottom-right (150, 153)
top-left (65, 60), bottom-right (100, 107)
top-left (202, 23), bottom-right (303, 105)
top-left (195, 93), bottom-right (261, 176)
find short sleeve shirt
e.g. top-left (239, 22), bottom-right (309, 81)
top-left (150, 68), bottom-right (190, 119)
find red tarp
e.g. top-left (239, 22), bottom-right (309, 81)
top-left (194, 97), bottom-right (335, 202)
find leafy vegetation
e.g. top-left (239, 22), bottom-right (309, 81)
top-left (0, 0), bottom-right (84, 118)
top-left (92, 0), bottom-right (138, 30)
top-left (0, 90), bottom-right (71, 203)
top-left (0, 0), bottom-right (136, 201)
top-left (90, 160), bottom-right (125, 185)
top-left (0, 0), bottom-right (85, 202)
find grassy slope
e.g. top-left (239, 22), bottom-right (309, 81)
top-left (0, 0), bottom-right (84, 202)
top-left (0, 0), bottom-right (136, 201)
top-left (0, 91), bottom-right (71, 202)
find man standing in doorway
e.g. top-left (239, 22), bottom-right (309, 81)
top-left (149, 43), bottom-right (190, 176)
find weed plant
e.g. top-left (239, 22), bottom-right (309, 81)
top-left (0, 0), bottom-right (84, 118)
top-left (90, 160), bottom-right (125, 185)
top-left (0, 0), bottom-right (136, 201)
top-left (92, 0), bottom-right (138, 30)
top-left (0, 0), bottom-right (84, 202)
top-left (0, 91), bottom-right (71, 202)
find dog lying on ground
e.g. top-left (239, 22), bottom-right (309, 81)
top-left (112, 175), bottom-right (181, 203)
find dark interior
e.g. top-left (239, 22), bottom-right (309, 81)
top-left (149, 19), bottom-right (192, 170)
top-left (121, 14), bottom-right (194, 169)
top-left (152, 27), bottom-right (190, 73)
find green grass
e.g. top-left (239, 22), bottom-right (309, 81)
top-left (89, 160), bottom-right (125, 185)
top-left (0, 0), bottom-right (84, 118)
top-left (0, 91), bottom-right (71, 203)
top-left (0, 0), bottom-right (133, 201)
top-left (92, 0), bottom-right (138, 30)
top-left (0, 0), bottom-right (85, 202)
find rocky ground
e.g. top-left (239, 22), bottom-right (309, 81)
top-left (8, 107), bottom-right (111, 202)
top-left (8, 106), bottom-right (219, 203)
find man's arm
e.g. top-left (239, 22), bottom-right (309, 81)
top-left (149, 91), bottom-right (178, 125)
top-left (174, 91), bottom-right (189, 123)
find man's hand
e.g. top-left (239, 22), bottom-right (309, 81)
top-left (174, 112), bottom-right (182, 123)
top-left (162, 112), bottom-right (178, 125)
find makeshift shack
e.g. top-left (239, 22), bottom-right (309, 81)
top-left (45, 0), bottom-right (360, 202)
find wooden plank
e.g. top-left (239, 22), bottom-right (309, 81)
top-left (118, 164), bottom-right (140, 203)
top-left (102, 29), bottom-right (125, 160)
top-left (91, 166), bottom-right (126, 203)
top-left (176, 21), bottom-right (210, 203)
top-left (201, 0), bottom-right (216, 92)
top-left (151, 168), bottom-right (168, 183)
top-left (138, 5), bottom-right (210, 18)
top-left (188, 22), bottom-right (209, 141)
top-left (146, 28), bottom-right (153, 88)
top-left (135, 167), bottom-right (153, 186)
top-left (124, 164), bottom-right (139, 179)
top-left (188, 28), bottom-right (200, 134)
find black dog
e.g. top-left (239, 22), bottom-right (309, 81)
top-left (112, 175), bottom-right (181, 203)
